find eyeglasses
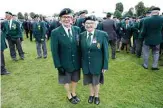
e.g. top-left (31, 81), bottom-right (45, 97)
top-left (85, 22), bottom-right (95, 25)
top-left (61, 16), bottom-right (72, 19)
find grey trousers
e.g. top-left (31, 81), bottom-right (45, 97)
top-left (7, 38), bottom-right (24, 59)
top-left (36, 41), bottom-right (47, 58)
top-left (142, 42), bottom-right (160, 68)
top-left (109, 40), bottom-right (116, 59)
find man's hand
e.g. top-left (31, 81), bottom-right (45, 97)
top-left (57, 67), bottom-right (65, 75)
top-left (41, 38), bottom-right (44, 41)
top-left (102, 69), bottom-right (107, 73)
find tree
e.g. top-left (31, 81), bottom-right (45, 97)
top-left (128, 7), bottom-right (134, 17)
top-left (114, 10), bottom-right (122, 19)
top-left (135, 1), bottom-right (146, 16)
top-left (17, 12), bottom-right (24, 19)
top-left (53, 13), bottom-right (59, 17)
top-left (24, 12), bottom-right (28, 20)
top-left (115, 2), bottom-right (124, 13)
top-left (29, 12), bottom-right (35, 19)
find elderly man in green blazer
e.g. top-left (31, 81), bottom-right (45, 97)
top-left (80, 16), bottom-right (109, 105)
top-left (32, 14), bottom-right (47, 59)
top-left (51, 8), bottom-right (81, 104)
top-left (3, 12), bottom-right (24, 61)
top-left (141, 7), bottom-right (163, 70)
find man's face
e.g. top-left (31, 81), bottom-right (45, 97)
top-left (5, 14), bottom-right (12, 20)
top-left (60, 14), bottom-right (73, 27)
top-left (85, 20), bottom-right (96, 32)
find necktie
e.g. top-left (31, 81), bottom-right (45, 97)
top-left (87, 32), bottom-right (92, 46)
top-left (68, 29), bottom-right (73, 42)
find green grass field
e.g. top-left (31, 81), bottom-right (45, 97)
top-left (1, 37), bottom-right (163, 108)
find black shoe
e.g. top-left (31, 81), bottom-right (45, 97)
top-left (12, 58), bottom-right (18, 61)
top-left (151, 67), bottom-right (159, 70)
top-left (1, 71), bottom-right (10, 75)
top-left (88, 96), bottom-right (94, 103)
top-left (43, 56), bottom-right (47, 59)
top-left (142, 64), bottom-right (148, 69)
top-left (67, 97), bottom-right (78, 104)
top-left (71, 94), bottom-right (80, 103)
top-left (94, 97), bottom-right (100, 105)
top-left (36, 57), bottom-right (42, 59)
top-left (20, 57), bottom-right (24, 60)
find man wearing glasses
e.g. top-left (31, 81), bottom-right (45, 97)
top-left (51, 8), bottom-right (81, 104)
top-left (80, 16), bottom-right (109, 105)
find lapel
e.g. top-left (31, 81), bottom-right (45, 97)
top-left (85, 30), bottom-right (98, 50)
top-left (89, 30), bottom-right (98, 49)
top-left (59, 25), bottom-right (71, 45)
top-left (71, 26), bottom-right (76, 41)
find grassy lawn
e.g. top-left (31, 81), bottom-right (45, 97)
top-left (1, 37), bottom-right (163, 108)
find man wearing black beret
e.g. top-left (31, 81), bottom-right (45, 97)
top-left (136, 11), bottom-right (151, 58)
top-left (75, 10), bottom-right (87, 32)
top-left (80, 15), bottom-right (109, 105)
top-left (51, 8), bottom-right (81, 104)
top-left (141, 7), bottom-right (163, 70)
top-left (3, 11), bottom-right (24, 61)
top-left (32, 14), bottom-right (47, 59)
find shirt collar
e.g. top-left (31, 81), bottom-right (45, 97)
top-left (87, 30), bottom-right (95, 37)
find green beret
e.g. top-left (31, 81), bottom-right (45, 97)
top-left (34, 14), bottom-right (39, 18)
top-left (5, 11), bottom-right (12, 15)
top-left (59, 8), bottom-right (73, 17)
top-left (84, 15), bottom-right (96, 23)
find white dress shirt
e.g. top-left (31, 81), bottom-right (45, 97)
top-left (62, 25), bottom-right (72, 37)
top-left (87, 30), bottom-right (95, 44)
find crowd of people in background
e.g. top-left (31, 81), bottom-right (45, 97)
top-left (1, 7), bottom-right (163, 105)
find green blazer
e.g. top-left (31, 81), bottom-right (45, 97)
top-left (3, 20), bottom-right (22, 39)
top-left (121, 23), bottom-right (132, 39)
top-left (1, 22), bottom-right (7, 51)
top-left (80, 30), bottom-right (109, 75)
top-left (131, 22), bottom-right (139, 40)
top-left (32, 21), bottom-right (46, 42)
top-left (51, 25), bottom-right (81, 73)
top-left (141, 15), bottom-right (163, 45)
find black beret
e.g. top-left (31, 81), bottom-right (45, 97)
top-left (34, 14), bottom-right (39, 18)
top-left (59, 8), bottom-right (73, 17)
top-left (12, 14), bottom-right (16, 16)
top-left (84, 15), bottom-right (96, 23)
top-left (152, 7), bottom-right (160, 11)
top-left (146, 11), bottom-right (151, 14)
top-left (5, 11), bottom-right (12, 15)
top-left (79, 11), bottom-right (86, 15)
top-left (125, 17), bottom-right (129, 20)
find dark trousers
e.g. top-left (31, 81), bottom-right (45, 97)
top-left (7, 38), bottom-right (24, 59)
top-left (1, 51), bottom-right (7, 74)
top-left (108, 40), bottom-right (116, 59)
top-left (136, 39), bottom-right (143, 57)
top-left (25, 29), bottom-right (29, 38)
top-left (29, 30), bottom-right (33, 41)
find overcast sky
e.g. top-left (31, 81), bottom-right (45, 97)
top-left (0, 0), bottom-right (162, 17)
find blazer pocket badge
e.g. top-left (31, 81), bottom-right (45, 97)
top-left (97, 43), bottom-right (101, 49)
